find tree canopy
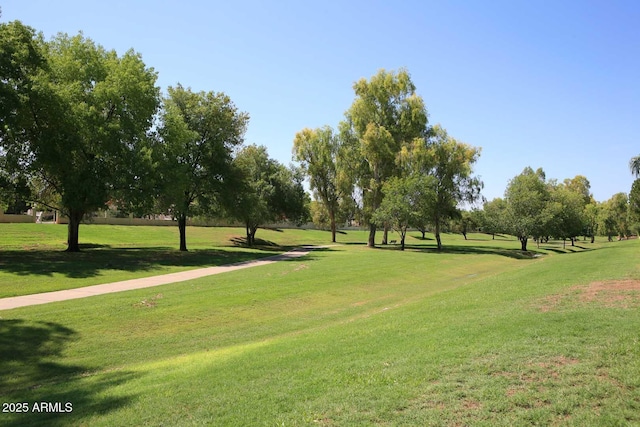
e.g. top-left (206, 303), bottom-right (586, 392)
top-left (339, 68), bottom-right (428, 247)
top-left (152, 84), bottom-right (248, 251)
top-left (293, 126), bottom-right (345, 243)
top-left (0, 23), bottom-right (160, 251)
top-left (229, 145), bottom-right (308, 246)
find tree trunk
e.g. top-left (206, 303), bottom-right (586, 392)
top-left (421, 230), bottom-right (426, 239)
top-left (563, 238), bottom-right (566, 249)
top-left (590, 234), bottom-right (595, 244)
top-left (65, 209), bottom-right (84, 252)
top-left (178, 214), bottom-right (188, 251)
top-left (492, 233), bottom-right (495, 240)
top-left (571, 237), bottom-right (575, 247)
top-left (435, 219), bottom-right (442, 251)
top-left (250, 226), bottom-right (258, 246)
top-left (382, 224), bottom-right (388, 245)
top-left (462, 231), bottom-right (467, 240)
top-left (329, 209), bottom-right (336, 243)
top-left (368, 222), bottom-right (377, 247)
top-left (520, 236), bottom-right (528, 251)
top-left (400, 235), bottom-right (405, 251)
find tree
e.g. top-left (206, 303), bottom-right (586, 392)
top-left (399, 125), bottom-right (483, 250)
top-left (153, 85), bottom-right (248, 251)
top-left (451, 210), bottom-right (478, 240)
top-left (372, 175), bottom-right (435, 251)
top-left (482, 198), bottom-right (507, 239)
top-left (293, 126), bottom-right (345, 242)
top-left (504, 167), bottom-right (550, 251)
top-left (583, 201), bottom-right (600, 243)
top-left (425, 126), bottom-right (483, 249)
top-left (339, 68), bottom-right (428, 247)
top-left (629, 179), bottom-right (640, 234)
top-left (563, 175), bottom-right (592, 206)
top-left (546, 183), bottom-right (585, 248)
top-left (0, 24), bottom-right (160, 251)
top-left (599, 193), bottom-right (630, 241)
top-left (229, 145), bottom-right (308, 246)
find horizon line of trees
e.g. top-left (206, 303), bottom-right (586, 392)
top-left (2, 19), bottom-right (637, 253)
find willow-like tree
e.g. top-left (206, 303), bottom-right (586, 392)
top-left (153, 85), bottom-right (248, 251)
top-left (0, 22), bottom-right (159, 251)
top-left (293, 126), bottom-right (345, 242)
top-left (340, 68), bottom-right (428, 247)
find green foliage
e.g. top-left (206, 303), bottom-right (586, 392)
top-left (229, 145), bottom-right (308, 246)
top-left (545, 183), bottom-right (586, 245)
top-left (293, 126), bottom-right (346, 242)
top-left (504, 167), bottom-right (550, 251)
top-left (399, 125), bottom-right (483, 249)
top-left (583, 201), bottom-right (600, 243)
top-left (372, 175), bottom-right (435, 250)
top-left (450, 210), bottom-right (479, 239)
top-left (482, 197), bottom-right (507, 238)
top-left (339, 68), bottom-right (429, 246)
top-left (599, 192), bottom-right (631, 240)
top-left (0, 22), bottom-right (160, 251)
top-left (152, 84), bottom-right (248, 250)
top-left (629, 179), bottom-right (640, 234)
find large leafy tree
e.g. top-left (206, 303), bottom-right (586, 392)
top-left (399, 125), bottom-right (483, 250)
top-left (339, 68), bottom-right (428, 247)
top-left (504, 167), bottom-right (550, 251)
top-left (293, 126), bottom-right (345, 242)
top-left (229, 145), bottom-right (308, 246)
top-left (153, 85), bottom-right (248, 251)
top-left (0, 22), bottom-right (159, 251)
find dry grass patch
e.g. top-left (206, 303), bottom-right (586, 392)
top-left (538, 279), bottom-right (640, 311)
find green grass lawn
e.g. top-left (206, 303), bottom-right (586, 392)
top-left (0, 224), bottom-right (367, 298)
top-left (1, 224), bottom-right (639, 425)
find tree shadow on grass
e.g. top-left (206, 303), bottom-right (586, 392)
top-left (377, 243), bottom-right (542, 260)
top-left (0, 246), bottom-right (287, 279)
top-left (0, 319), bottom-right (137, 426)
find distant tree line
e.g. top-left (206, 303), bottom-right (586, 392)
top-left (2, 19), bottom-right (637, 253)
top-left (477, 169), bottom-right (639, 251)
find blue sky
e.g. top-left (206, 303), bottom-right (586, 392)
top-left (3, 0), bottom-right (639, 202)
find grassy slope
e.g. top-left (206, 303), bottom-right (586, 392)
top-left (1, 229), bottom-right (638, 426)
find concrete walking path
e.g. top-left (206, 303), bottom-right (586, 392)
top-left (0, 246), bottom-right (325, 311)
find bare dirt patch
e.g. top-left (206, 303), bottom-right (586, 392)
top-left (537, 280), bottom-right (640, 312)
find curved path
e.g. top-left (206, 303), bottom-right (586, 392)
top-left (0, 246), bottom-right (326, 311)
